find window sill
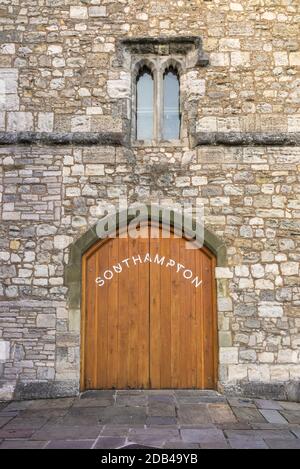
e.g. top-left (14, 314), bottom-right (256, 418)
top-left (132, 139), bottom-right (184, 148)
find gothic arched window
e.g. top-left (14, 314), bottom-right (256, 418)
top-left (136, 66), bottom-right (154, 141)
top-left (162, 66), bottom-right (181, 140)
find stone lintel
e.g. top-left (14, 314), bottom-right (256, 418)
top-left (0, 132), bottom-right (127, 146)
top-left (195, 132), bottom-right (300, 147)
top-left (1, 132), bottom-right (299, 147)
top-left (119, 35), bottom-right (209, 66)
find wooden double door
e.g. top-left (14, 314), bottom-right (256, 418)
top-left (81, 225), bottom-right (217, 390)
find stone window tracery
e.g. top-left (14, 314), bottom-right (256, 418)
top-left (134, 59), bottom-right (182, 144)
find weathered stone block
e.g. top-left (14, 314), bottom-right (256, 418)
top-left (37, 112), bottom-right (54, 132)
top-left (258, 303), bottom-right (283, 318)
top-left (281, 262), bottom-right (299, 276)
top-left (274, 52), bottom-right (289, 66)
top-left (277, 350), bottom-right (298, 364)
top-left (88, 6), bottom-right (107, 17)
top-left (7, 112), bottom-right (33, 131)
top-left (220, 347), bottom-right (239, 365)
top-left (70, 6), bottom-right (88, 20)
top-left (36, 314), bottom-right (56, 328)
top-left (290, 52), bottom-right (300, 66)
top-left (219, 332), bottom-right (232, 347)
top-left (216, 268), bottom-right (233, 279)
top-left (210, 52), bottom-right (230, 67)
top-left (0, 341), bottom-right (10, 361)
top-left (86, 164), bottom-right (105, 176)
top-left (231, 51), bottom-right (250, 67)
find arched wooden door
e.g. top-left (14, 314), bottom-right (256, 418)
top-left (81, 225), bottom-right (217, 390)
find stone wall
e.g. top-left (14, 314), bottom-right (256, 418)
top-left (0, 0), bottom-right (300, 400)
top-left (0, 1), bottom-right (299, 137)
top-left (1, 144), bottom-right (300, 400)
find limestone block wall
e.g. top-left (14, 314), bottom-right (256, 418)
top-left (0, 144), bottom-right (300, 400)
top-left (0, 1), bottom-right (299, 400)
top-left (0, 1), bottom-right (299, 136)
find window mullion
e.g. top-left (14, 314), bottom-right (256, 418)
top-left (155, 68), bottom-right (163, 142)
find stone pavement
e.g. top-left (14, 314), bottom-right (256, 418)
top-left (0, 390), bottom-right (300, 449)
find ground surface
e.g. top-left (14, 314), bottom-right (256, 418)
top-left (0, 390), bottom-right (300, 449)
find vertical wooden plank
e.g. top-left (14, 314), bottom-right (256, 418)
top-left (149, 235), bottom-right (161, 388)
top-left (178, 238), bottom-right (188, 388)
top-left (196, 248), bottom-right (204, 389)
top-left (128, 235), bottom-right (140, 388)
top-left (117, 236), bottom-right (130, 388)
top-left (106, 237), bottom-right (119, 388)
top-left (169, 234), bottom-right (181, 388)
top-left (159, 231), bottom-right (172, 388)
top-left (137, 225), bottom-right (150, 388)
top-left (96, 240), bottom-right (110, 388)
top-left (184, 242), bottom-right (197, 388)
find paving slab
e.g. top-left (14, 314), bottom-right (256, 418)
top-left (72, 398), bottom-right (114, 408)
top-left (178, 404), bottom-right (212, 425)
top-left (45, 440), bottom-right (95, 449)
top-left (251, 423), bottom-right (292, 430)
top-left (58, 413), bottom-right (102, 426)
top-left (176, 396), bottom-right (226, 404)
top-left (115, 395), bottom-right (147, 407)
top-left (2, 401), bottom-right (31, 412)
top-left (80, 390), bottom-right (115, 399)
top-left (18, 409), bottom-right (68, 424)
top-left (0, 428), bottom-right (35, 439)
top-left (232, 407), bottom-right (267, 423)
top-left (117, 390), bottom-right (145, 396)
top-left (229, 438), bottom-right (268, 449)
top-left (200, 441), bottom-right (229, 449)
top-left (100, 425), bottom-right (131, 437)
top-left (0, 411), bottom-right (19, 419)
top-left (148, 401), bottom-right (176, 417)
top-left (144, 390), bottom-right (174, 395)
top-left (181, 428), bottom-right (226, 444)
top-left (277, 401), bottom-right (300, 411)
top-left (254, 399), bottom-right (283, 410)
top-left (121, 444), bottom-right (158, 449)
top-left (94, 437), bottom-right (126, 449)
top-left (31, 425), bottom-right (102, 441)
top-left (265, 439), bottom-right (300, 449)
top-left (216, 422), bottom-right (252, 430)
top-left (290, 426), bottom-right (300, 439)
top-left (27, 398), bottom-right (75, 410)
top-left (0, 440), bottom-right (47, 449)
top-left (0, 416), bottom-right (15, 428)
top-left (98, 407), bottom-right (147, 425)
top-left (163, 441), bottom-right (200, 449)
top-left (148, 394), bottom-right (175, 403)
top-left (225, 429), bottom-right (295, 440)
top-left (259, 410), bottom-right (288, 425)
top-left (227, 398), bottom-right (256, 409)
top-left (280, 411), bottom-right (300, 425)
top-left (128, 427), bottom-right (179, 446)
top-left (207, 404), bottom-right (237, 424)
top-left (175, 390), bottom-right (219, 397)
top-left (3, 416), bottom-right (49, 431)
top-left (146, 416), bottom-right (177, 425)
